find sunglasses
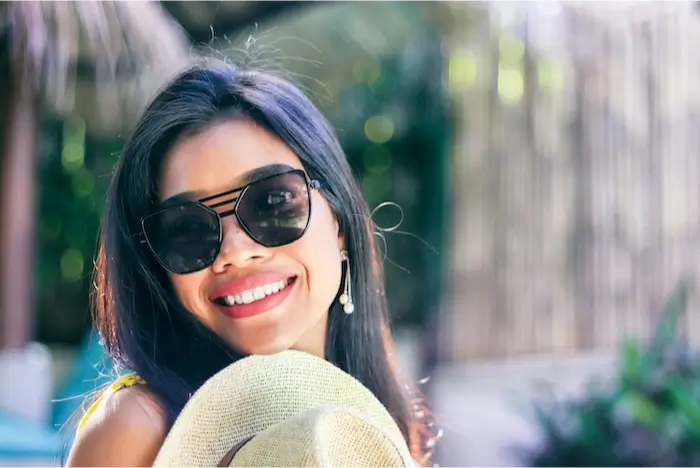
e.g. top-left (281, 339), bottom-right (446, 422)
top-left (140, 169), bottom-right (321, 275)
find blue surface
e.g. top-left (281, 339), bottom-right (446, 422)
top-left (0, 409), bottom-right (63, 458)
top-left (52, 330), bottom-right (114, 431)
top-left (0, 330), bottom-right (114, 460)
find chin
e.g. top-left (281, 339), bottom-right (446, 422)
top-left (235, 335), bottom-right (324, 359)
top-left (233, 336), bottom-right (300, 357)
top-left (223, 315), bottom-right (327, 358)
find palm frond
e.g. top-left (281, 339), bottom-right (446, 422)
top-left (0, 1), bottom-right (192, 132)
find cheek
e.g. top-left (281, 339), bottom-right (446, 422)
top-left (168, 272), bottom-right (207, 318)
top-left (296, 201), bottom-right (344, 301)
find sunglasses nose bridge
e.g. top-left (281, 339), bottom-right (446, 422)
top-left (208, 194), bottom-right (239, 224)
top-left (218, 207), bottom-right (237, 219)
top-left (207, 195), bottom-right (243, 239)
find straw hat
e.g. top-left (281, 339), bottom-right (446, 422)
top-left (153, 350), bottom-right (415, 467)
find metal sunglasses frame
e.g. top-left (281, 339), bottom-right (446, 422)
top-left (139, 169), bottom-right (322, 274)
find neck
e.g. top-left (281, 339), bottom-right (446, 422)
top-left (291, 312), bottom-right (328, 359)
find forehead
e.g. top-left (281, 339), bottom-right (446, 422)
top-left (159, 120), bottom-right (303, 200)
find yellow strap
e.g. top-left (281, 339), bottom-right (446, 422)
top-left (76, 373), bottom-right (147, 432)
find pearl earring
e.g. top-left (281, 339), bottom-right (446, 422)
top-left (339, 250), bottom-right (354, 314)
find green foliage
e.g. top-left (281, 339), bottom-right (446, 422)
top-left (525, 279), bottom-right (700, 467)
top-left (314, 39), bottom-right (450, 327)
top-left (36, 114), bottom-right (122, 344)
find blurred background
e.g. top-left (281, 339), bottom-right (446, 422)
top-left (2, 1), bottom-right (700, 466)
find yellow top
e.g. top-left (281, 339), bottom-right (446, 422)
top-left (76, 373), bottom-right (147, 432)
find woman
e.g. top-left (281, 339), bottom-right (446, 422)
top-left (66, 62), bottom-right (432, 466)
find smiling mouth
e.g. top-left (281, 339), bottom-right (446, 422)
top-left (213, 277), bottom-right (296, 307)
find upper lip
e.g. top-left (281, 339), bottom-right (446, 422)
top-left (209, 273), bottom-right (296, 300)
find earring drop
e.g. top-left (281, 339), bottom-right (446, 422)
top-left (339, 250), bottom-right (354, 314)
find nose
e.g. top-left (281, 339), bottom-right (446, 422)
top-left (211, 217), bottom-right (270, 272)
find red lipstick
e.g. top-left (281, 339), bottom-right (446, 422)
top-left (209, 273), bottom-right (296, 320)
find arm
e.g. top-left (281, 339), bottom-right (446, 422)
top-left (65, 385), bottom-right (167, 467)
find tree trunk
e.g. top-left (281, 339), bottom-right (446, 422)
top-left (0, 61), bottom-right (37, 350)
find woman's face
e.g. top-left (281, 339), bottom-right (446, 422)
top-left (157, 119), bottom-right (344, 357)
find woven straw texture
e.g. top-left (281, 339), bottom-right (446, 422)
top-left (233, 405), bottom-right (406, 467)
top-left (153, 350), bottom-right (413, 467)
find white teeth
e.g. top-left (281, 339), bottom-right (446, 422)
top-left (218, 279), bottom-right (293, 307)
top-left (253, 287), bottom-right (265, 300)
top-left (242, 291), bottom-right (254, 304)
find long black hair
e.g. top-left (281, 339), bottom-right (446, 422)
top-left (92, 62), bottom-right (430, 463)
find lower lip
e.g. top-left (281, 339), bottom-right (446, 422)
top-left (213, 278), bottom-right (296, 320)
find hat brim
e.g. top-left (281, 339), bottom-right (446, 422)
top-left (153, 350), bottom-right (412, 467)
top-left (227, 405), bottom-right (411, 467)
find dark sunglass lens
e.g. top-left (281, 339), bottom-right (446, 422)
top-left (143, 203), bottom-right (220, 274)
top-left (237, 172), bottom-right (311, 247)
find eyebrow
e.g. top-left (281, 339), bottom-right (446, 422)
top-left (158, 163), bottom-right (297, 209)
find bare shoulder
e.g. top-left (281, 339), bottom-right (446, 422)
top-left (65, 384), bottom-right (168, 467)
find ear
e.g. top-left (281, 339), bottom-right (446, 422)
top-left (336, 218), bottom-right (345, 252)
